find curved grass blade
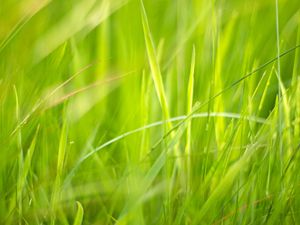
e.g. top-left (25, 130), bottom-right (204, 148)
top-left (63, 111), bottom-right (267, 186)
top-left (73, 201), bottom-right (84, 225)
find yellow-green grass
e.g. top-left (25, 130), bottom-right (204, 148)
top-left (0, 0), bottom-right (300, 224)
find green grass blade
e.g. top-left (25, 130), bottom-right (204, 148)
top-left (16, 125), bottom-right (39, 224)
top-left (17, 126), bottom-right (39, 198)
top-left (275, 0), bottom-right (283, 163)
top-left (140, 0), bottom-right (171, 126)
top-left (14, 85), bottom-right (23, 225)
top-left (51, 107), bottom-right (68, 225)
top-left (73, 201), bottom-right (84, 225)
top-left (185, 46), bottom-right (195, 191)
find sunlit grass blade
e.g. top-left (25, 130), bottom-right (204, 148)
top-left (51, 106), bottom-right (68, 225)
top-left (73, 201), bottom-right (84, 225)
top-left (185, 46), bottom-right (195, 191)
top-left (213, 16), bottom-right (236, 149)
top-left (14, 86), bottom-right (24, 225)
top-left (140, 70), bottom-right (150, 160)
top-left (275, 0), bottom-right (283, 163)
top-left (140, 0), bottom-right (170, 126)
top-left (16, 125), bottom-right (39, 224)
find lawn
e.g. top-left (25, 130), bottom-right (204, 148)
top-left (0, 0), bottom-right (300, 224)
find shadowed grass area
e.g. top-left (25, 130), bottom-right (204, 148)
top-left (1, 0), bottom-right (300, 224)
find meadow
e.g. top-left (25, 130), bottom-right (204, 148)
top-left (1, 0), bottom-right (300, 224)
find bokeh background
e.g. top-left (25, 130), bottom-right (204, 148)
top-left (1, 0), bottom-right (300, 224)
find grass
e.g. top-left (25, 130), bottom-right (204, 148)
top-left (0, 0), bottom-right (300, 224)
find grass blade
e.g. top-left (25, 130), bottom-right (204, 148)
top-left (140, 0), bottom-right (171, 126)
top-left (73, 201), bottom-right (84, 225)
top-left (185, 46), bottom-right (195, 191)
top-left (16, 125), bottom-right (39, 224)
top-left (51, 107), bottom-right (68, 225)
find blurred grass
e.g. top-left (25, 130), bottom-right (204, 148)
top-left (1, 0), bottom-right (300, 224)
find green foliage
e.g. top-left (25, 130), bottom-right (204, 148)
top-left (73, 201), bottom-right (84, 225)
top-left (0, 0), bottom-right (300, 224)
